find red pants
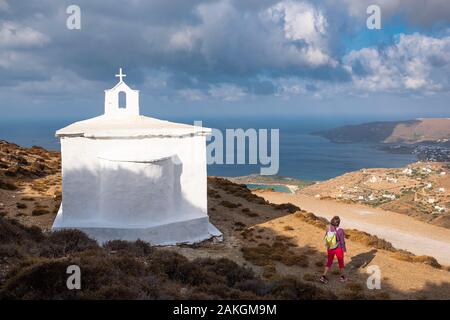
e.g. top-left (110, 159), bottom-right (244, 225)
top-left (326, 247), bottom-right (344, 269)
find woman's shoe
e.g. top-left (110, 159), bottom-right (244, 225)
top-left (319, 275), bottom-right (329, 284)
top-left (339, 275), bottom-right (347, 282)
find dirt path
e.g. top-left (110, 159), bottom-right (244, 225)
top-left (185, 179), bottom-right (450, 299)
top-left (255, 191), bottom-right (450, 266)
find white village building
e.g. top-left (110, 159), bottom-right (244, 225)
top-left (52, 69), bottom-right (221, 245)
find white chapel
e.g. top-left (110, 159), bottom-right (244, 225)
top-left (52, 69), bottom-right (222, 245)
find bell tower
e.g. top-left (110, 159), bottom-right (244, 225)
top-left (104, 68), bottom-right (140, 117)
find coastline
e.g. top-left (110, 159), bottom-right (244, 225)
top-left (226, 175), bottom-right (311, 194)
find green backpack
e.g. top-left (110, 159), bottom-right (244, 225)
top-left (324, 228), bottom-right (339, 249)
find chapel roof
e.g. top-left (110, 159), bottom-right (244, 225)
top-left (56, 68), bottom-right (211, 138)
top-left (56, 114), bottom-right (211, 138)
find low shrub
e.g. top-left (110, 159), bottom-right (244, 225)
top-left (294, 211), bottom-right (328, 229)
top-left (32, 207), bottom-right (50, 216)
top-left (270, 276), bottom-right (335, 299)
top-left (272, 203), bottom-right (301, 213)
top-left (303, 273), bottom-right (316, 282)
top-left (315, 260), bottom-right (324, 267)
top-left (40, 229), bottom-right (100, 258)
top-left (104, 239), bottom-right (154, 257)
top-left (219, 200), bottom-right (240, 209)
top-left (241, 241), bottom-right (309, 268)
top-left (262, 265), bottom-right (277, 279)
top-left (391, 252), bottom-right (441, 269)
top-left (16, 203), bottom-right (27, 209)
top-left (208, 177), bottom-right (268, 205)
top-left (346, 282), bottom-right (364, 292)
top-left (0, 217), bottom-right (45, 244)
top-left (207, 189), bottom-right (221, 199)
top-left (0, 217), bottom-right (336, 300)
top-left (0, 180), bottom-right (18, 191)
top-left (345, 229), bottom-right (394, 251)
top-left (234, 221), bottom-right (246, 229)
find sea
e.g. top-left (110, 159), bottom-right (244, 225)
top-left (0, 115), bottom-right (417, 181)
top-left (245, 184), bottom-right (292, 193)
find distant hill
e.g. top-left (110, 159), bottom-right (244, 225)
top-left (314, 118), bottom-right (450, 144)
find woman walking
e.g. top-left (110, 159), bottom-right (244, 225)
top-left (320, 216), bottom-right (347, 284)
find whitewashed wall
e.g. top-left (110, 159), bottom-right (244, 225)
top-left (58, 135), bottom-right (208, 229)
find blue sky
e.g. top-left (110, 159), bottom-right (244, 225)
top-left (0, 0), bottom-right (449, 121)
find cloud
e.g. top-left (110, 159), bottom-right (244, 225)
top-left (0, 0), bottom-right (9, 12)
top-left (163, 0), bottom-right (338, 78)
top-left (4, 1), bottom-right (343, 84)
top-left (264, 1), bottom-right (334, 66)
top-left (178, 88), bottom-right (206, 101)
top-left (0, 21), bottom-right (49, 48)
top-left (0, 0), bottom-right (449, 106)
top-left (344, 33), bottom-right (450, 93)
top-left (208, 83), bottom-right (247, 101)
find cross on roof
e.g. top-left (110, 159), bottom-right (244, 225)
top-left (115, 68), bottom-right (126, 82)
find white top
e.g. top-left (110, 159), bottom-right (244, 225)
top-left (56, 69), bottom-right (211, 138)
top-left (56, 114), bottom-right (211, 138)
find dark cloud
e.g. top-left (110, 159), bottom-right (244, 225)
top-left (0, 0), bottom-right (346, 93)
top-left (248, 80), bottom-right (276, 95)
top-left (305, 83), bottom-right (318, 92)
top-left (0, 0), bottom-right (448, 102)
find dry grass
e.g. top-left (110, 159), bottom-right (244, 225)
top-left (0, 216), bottom-right (335, 300)
top-left (209, 177), bottom-right (268, 205)
top-left (234, 221), bottom-right (247, 229)
top-left (31, 181), bottom-right (49, 193)
top-left (302, 273), bottom-right (316, 282)
top-left (374, 292), bottom-right (391, 300)
top-left (241, 240), bottom-right (309, 269)
top-left (262, 265), bottom-right (277, 279)
top-left (315, 260), bottom-right (324, 267)
top-left (207, 189), bottom-right (221, 199)
top-left (391, 252), bottom-right (441, 269)
top-left (271, 203), bottom-right (301, 213)
top-left (345, 229), bottom-right (394, 251)
top-left (292, 210), bottom-right (443, 269)
top-left (219, 200), bottom-right (241, 209)
top-left (32, 206), bottom-right (50, 216)
top-left (16, 203), bottom-right (27, 209)
top-left (346, 282), bottom-right (364, 292)
top-left (0, 179), bottom-right (18, 191)
top-left (241, 208), bottom-right (259, 217)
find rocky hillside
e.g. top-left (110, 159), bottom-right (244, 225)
top-left (1, 140), bottom-right (449, 300)
top-left (0, 140), bottom-right (61, 230)
top-left (314, 118), bottom-right (450, 144)
top-left (300, 162), bottom-right (450, 228)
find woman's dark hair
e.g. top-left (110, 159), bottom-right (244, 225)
top-left (331, 216), bottom-right (340, 227)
